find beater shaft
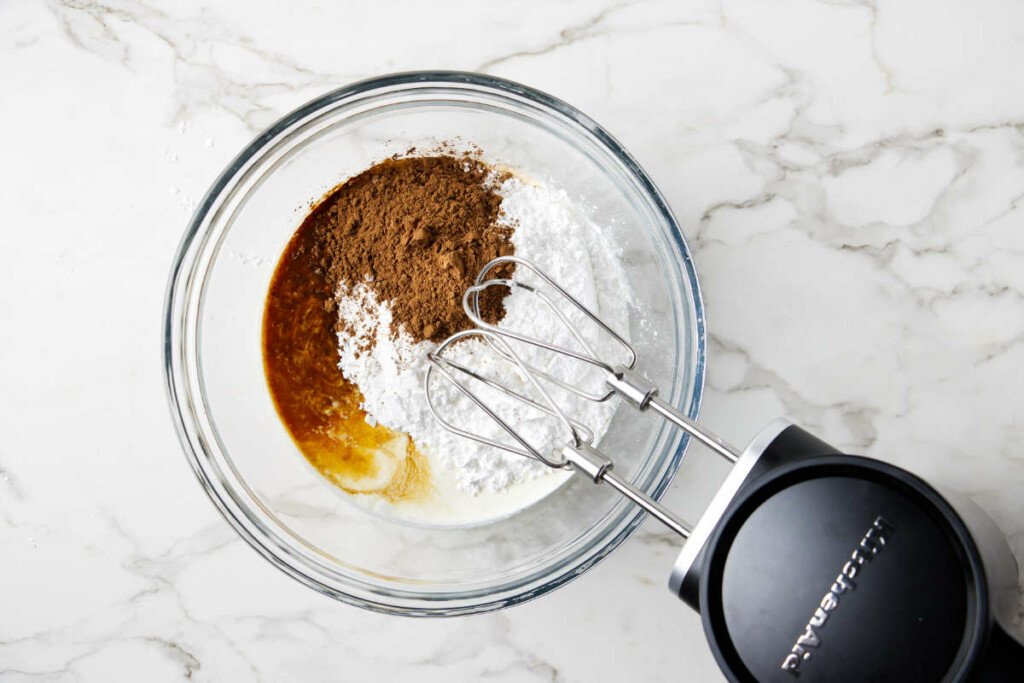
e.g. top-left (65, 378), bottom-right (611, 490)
top-left (647, 397), bottom-right (740, 463)
top-left (563, 445), bottom-right (691, 538)
top-left (608, 366), bottom-right (741, 463)
top-left (602, 469), bottom-right (691, 537)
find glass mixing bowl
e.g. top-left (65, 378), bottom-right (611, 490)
top-left (164, 72), bottom-right (706, 615)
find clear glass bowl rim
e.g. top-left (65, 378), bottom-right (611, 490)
top-left (163, 70), bottom-right (707, 616)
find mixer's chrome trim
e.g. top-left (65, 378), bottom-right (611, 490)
top-left (668, 418), bottom-right (793, 596)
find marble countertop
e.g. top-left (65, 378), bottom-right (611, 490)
top-left (3, 0), bottom-right (1023, 680)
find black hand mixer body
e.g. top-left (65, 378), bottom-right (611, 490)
top-left (673, 420), bottom-right (1023, 682)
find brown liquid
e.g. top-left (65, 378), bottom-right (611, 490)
top-left (262, 203), bottom-right (430, 503)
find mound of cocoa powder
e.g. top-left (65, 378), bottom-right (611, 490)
top-left (304, 155), bottom-right (513, 343)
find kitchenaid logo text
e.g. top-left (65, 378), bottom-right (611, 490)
top-left (780, 515), bottom-right (896, 677)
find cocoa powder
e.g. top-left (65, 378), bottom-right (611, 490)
top-left (305, 155), bottom-right (513, 342)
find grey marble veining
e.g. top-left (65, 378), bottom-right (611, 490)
top-left (2, 0), bottom-right (1023, 680)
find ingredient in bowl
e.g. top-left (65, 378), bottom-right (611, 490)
top-left (262, 229), bottom-right (431, 500)
top-left (312, 155), bottom-right (513, 342)
top-left (337, 175), bottom-right (631, 494)
top-left (263, 152), bottom-right (631, 524)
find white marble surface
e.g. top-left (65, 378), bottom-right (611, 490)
top-left (2, 0), bottom-right (1024, 680)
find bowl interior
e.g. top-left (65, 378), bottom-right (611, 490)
top-left (172, 75), bottom-right (703, 614)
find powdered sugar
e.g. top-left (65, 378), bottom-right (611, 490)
top-left (334, 282), bottom-right (423, 429)
top-left (336, 176), bottom-right (631, 494)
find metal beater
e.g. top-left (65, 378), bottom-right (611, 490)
top-left (423, 255), bottom-right (740, 538)
top-left (424, 255), bottom-right (1024, 681)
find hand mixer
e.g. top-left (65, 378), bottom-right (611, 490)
top-left (425, 255), bottom-right (1024, 683)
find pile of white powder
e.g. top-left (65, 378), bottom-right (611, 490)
top-left (335, 176), bottom-right (632, 494)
